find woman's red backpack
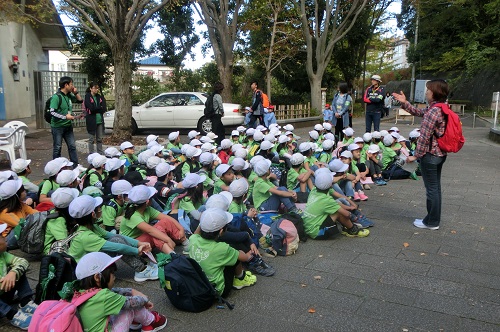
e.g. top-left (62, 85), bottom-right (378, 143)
top-left (434, 103), bottom-right (465, 153)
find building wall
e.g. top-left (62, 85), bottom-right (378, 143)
top-left (135, 65), bottom-right (173, 83)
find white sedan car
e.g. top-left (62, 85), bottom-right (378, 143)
top-left (104, 92), bottom-right (244, 134)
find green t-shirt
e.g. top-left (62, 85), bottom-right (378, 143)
top-left (40, 180), bottom-right (60, 196)
top-left (213, 179), bottom-right (225, 194)
top-left (188, 234), bottom-right (239, 295)
top-left (68, 225), bottom-right (108, 262)
top-left (247, 171), bottom-right (258, 197)
top-left (79, 288), bottom-right (126, 332)
top-left (50, 92), bottom-right (77, 128)
top-left (89, 170), bottom-right (107, 188)
top-left (178, 197), bottom-right (202, 214)
top-left (348, 161), bottom-right (359, 175)
top-left (381, 145), bottom-right (397, 169)
top-left (302, 188), bottom-right (340, 238)
top-left (318, 151), bottom-right (332, 164)
top-left (304, 156), bottom-right (318, 168)
top-left (342, 137), bottom-right (354, 145)
top-left (252, 177), bottom-right (274, 210)
top-left (287, 168), bottom-right (300, 191)
top-left (360, 144), bottom-right (369, 164)
top-left (120, 207), bottom-right (160, 239)
top-left (166, 142), bottom-right (182, 151)
top-left (228, 201), bottom-right (245, 214)
top-left (43, 216), bottom-right (68, 255)
top-left (102, 199), bottom-right (124, 227)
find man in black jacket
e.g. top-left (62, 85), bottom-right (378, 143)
top-left (363, 75), bottom-right (385, 132)
top-left (84, 82), bottom-right (106, 154)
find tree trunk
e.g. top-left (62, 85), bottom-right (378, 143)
top-left (218, 64), bottom-right (233, 102)
top-left (266, 70), bottom-right (272, 100)
top-left (310, 75), bottom-right (323, 113)
top-left (111, 48), bottom-right (133, 140)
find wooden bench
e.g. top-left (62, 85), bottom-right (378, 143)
top-left (395, 108), bottom-right (414, 125)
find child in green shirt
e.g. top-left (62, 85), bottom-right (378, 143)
top-left (288, 153), bottom-right (314, 192)
top-left (119, 141), bottom-right (138, 173)
top-left (214, 164), bottom-right (234, 194)
top-left (102, 180), bottom-right (132, 232)
top-left (11, 159), bottom-right (38, 202)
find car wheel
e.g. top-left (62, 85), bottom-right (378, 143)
top-left (131, 118), bottom-right (138, 135)
top-left (197, 116), bottom-right (213, 135)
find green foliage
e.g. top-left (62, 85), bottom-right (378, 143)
top-left (132, 75), bottom-right (163, 106)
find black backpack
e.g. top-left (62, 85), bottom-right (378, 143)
top-left (203, 93), bottom-right (215, 118)
top-left (81, 171), bottom-right (106, 190)
top-left (35, 252), bottom-right (78, 304)
top-left (44, 93), bottom-right (62, 124)
top-left (159, 253), bottom-right (233, 312)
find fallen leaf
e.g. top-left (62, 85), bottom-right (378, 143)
top-left (318, 255), bottom-right (323, 258)
top-left (439, 252), bottom-right (449, 256)
top-left (450, 230), bottom-right (457, 234)
top-left (420, 253), bottom-right (426, 256)
top-left (414, 232), bottom-right (420, 235)
top-left (402, 329), bottom-right (409, 332)
top-left (403, 242), bottom-right (410, 248)
top-left (360, 280), bottom-right (365, 284)
top-left (300, 283), bottom-right (307, 288)
top-left (480, 227), bottom-right (485, 232)
top-left (314, 276), bottom-right (322, 280)
top-left (308, 308), bottom-right (316, 313)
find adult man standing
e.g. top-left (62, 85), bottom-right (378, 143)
top-left (364, 74), bottom-right (385, 132)
top-left (49, 76), bottom-right (82, 165)
top-left (248, 81), bottom-right (263, 129)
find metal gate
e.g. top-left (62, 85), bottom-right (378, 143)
top-left (33, 71), bottom-right (88, 129)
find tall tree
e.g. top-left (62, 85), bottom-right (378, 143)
top-left (60, 0), bottom-right (173, 140)
top-left (296, 0), bottom-right (368, 111)
top-left (192, 0), bottom-right (245, 102)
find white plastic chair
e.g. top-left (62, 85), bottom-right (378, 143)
top-left (0, 125), bottom-right (29, 163)
top-left (3, 120), bottom-right (28, 130)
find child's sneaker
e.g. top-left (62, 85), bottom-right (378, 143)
top-left (10, 310), bottom-right (31, 330)
top-left (247, 256), bottom-right (275, 277)
top-left (130, 321), bottom-right (142, 330)
top-left (342, 225), bottom-right (370, 238)
top-left (141, 311), bottom-right (167, 332)
top-left (358, 190), bottom-right (368, 201)
top-left (355, 216), bottom-right (375, 228)
top-left (19, 300), bottom-right (38, 315)
top-left (353, 192), bottom-right (361, 202)
top-left (233, 272), bottom-right (257, 289)
top-left (134, 264), bottom-right (159, 282)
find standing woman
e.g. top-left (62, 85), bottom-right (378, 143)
top-left (331, 82), bottom-right (352, 141)
top-left (84, 82), bottom-right (106, 154)
top-left (392, 79), bottom-right (448, 230)
top-left (364, 74), bottom-right (385, 132)
top-left (211, 82), bottom-right (225, 146)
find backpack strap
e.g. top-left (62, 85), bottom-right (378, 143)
top-left (71, 289), bottom-right (101, 307)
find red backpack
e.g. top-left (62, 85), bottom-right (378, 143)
top-left (434, 103), bottom-right (465, 153)
top-left (29, 289), bottom-right (103, 332)
top-left (260, 91), bottom-right (271, 108)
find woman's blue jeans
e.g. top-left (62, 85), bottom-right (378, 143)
top-left (420, 153), bottom-right (446, 227)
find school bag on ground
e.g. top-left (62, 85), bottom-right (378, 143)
top-left (16, 211), bottom-right (58, 254)
top-left (158, 252), bottom-right (233, 312)
top-left (29, 289), bottom-right (101, 332)
top-left (265, 219), bottom-right (299, 256)
top-left (280, 212), bottom-right (307, 242)
top-left (433, 103), bottom-right (465, 153)
top-left (44, 93), bottom-right (62, 124)
top-left (35, 252), bottom-right (78, 304)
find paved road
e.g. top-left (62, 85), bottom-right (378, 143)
top-left (1, 114), bottom-right (499, 331)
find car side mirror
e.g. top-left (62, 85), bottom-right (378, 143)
top-left (145, 102), bottom-right (151, 108)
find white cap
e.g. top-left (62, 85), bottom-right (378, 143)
top-left (299, 142), bottom-right (312, 153)
top-left (69, 195), bottom-right (103, 219)
top-left (309, 130), bottom-right (319, 140)
top-left (216, 164), bottom-right (233, 178)
top-left (206, 132), bottom-right (219, 140)
top-left (128, 185), bottom-right (157, 204)
top-left (188, 130), bottom-right (200, 139)
top-left (409, 130), bottom-right (421, 138)
top-left (181, 144), bottom-right (190, 155)
top-left (147, 141), bottom-right (160, 150)
top-left (285, 131), bottom-right (293, 136)
top-left (372, 131), bottom-right (381, 139)
top-left (189, 139), bottom-right (202, 147)
top-left (231, 130), bottom-right (239, 137)
top-left (283, 124), bottom-right (294, 131)
top-left (324, 133), bottom-right (335, 141)
top-left (323, 123), bottom-right (332, 131)
top-left (146, 156), bottom-right (163, 169)
top-left (264, 134), bottom-right (276, 143)
top-left (260, 140), bottom-right (274, 151)
top-left (363, 133), bottom-right (372, 142)
top-left (276, 135), bottom-right (288, 144)
top-left (137, 150), bottom-right (154, 165)
top-left (76, 252), bottom-right (122, 280)
top-left (397, 135), bottom-right (407, 142)
top-left (56, 169), bottom-right (80, 187)
top-left (254, 159), bottom-right (272, 176)
top-left (367, 144), bottom-right (381, 154)
top-left (328, 159), bottom-right (349, 172)
top-left (249, 155), bottom-right (264, 168)
top-left (354, 137), bottom-right (364, 144)
top-left (120, 141), bottom-right (134, 151)
top-left (246, 128), bottom-right (255, 136)
top-left (0, 171), bottom-right (17, 184)
top-left (186, 146), bottom-right (202, 158)
top-left (220, 139), bottom-right (233, 150)
top-left (200, 208), bottom-right (233, 232)
top-left (156, 163), bottom-right (175, 178)
top-left (11, 159), bottom-right (31, 173)
top-left (231, 144), bottom-right (243, 153)
top-left (315, 170), bottom-right (334, 190)
top-left (269, 123), bottom-right (281, 130)
top-left (182, 173), bottom-right (206, 188)
top-left (201, 142), bottom-right (216, 153)
top-left (314, 124), bottom-right (324, 131)
top-left (371, 74), bottom-right (382, 82)
top-left (256, 125), bottom-right (266, 132)
top-left (322, 139), bottom-right (334, 150)
top-left (389, 127), bottom-right (400, 132)
top-left (290, 153), bottom-right (305, 166)
top-left (380, 130), bottom-right (389, 137)
top-left (200, 136), bottom-right (215, 144)
top-left (237, 126), bottom-right (246, 133)
top-left (87, 153), bottom-right (101, 165)
top-left (168, 131), bottom-right (180, 141)
top-left (0, 179), bottom-right (23, 200)
top-left (390, 132), bottom-right (400, 139)
top-left (343, 127), bottom-right (354, 136)
top-left (229, 178), bottom-right (249, 198)
top-left (383, 135), bottom-right (395, 146)
top-left (347, 143), bottom-right (361, 151)
top-left (234, 148), bottom-right (247, 159)
top-left (340, 150), bottom-right (353, 159)
top-left (199, 152), bottom-right (215, 165)
top-left (104, 147), bottom-right (121, 158)
top-left (149, 144), bottom-right (164, 156)
top-left (206, 193), bottom-right (232, 211)
top-left (92, 155), bottom-right (108, 168)
top-left (231, 157), bottom-right (249, 171)
top-left (253, 131), bottom-right (264, 142)
top-left (146, 134), bottom-right (158, 144)
top-left (81, 186), bottom-right (103, 197)
top-left (51, 188), bottom-right (80, 208)
top-left (44, 158), bottom-right (71, 177)
top-left (111, 180), bottom-right (133, 195)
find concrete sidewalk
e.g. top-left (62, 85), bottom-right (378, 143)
top-left (1, 114), bottom-right (500, 331)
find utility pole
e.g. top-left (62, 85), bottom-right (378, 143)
top-left (409, 1), bottom-right (419, 103)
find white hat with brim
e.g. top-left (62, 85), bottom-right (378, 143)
top-left (76, 252), bottom-right (122, 280)
top-left (206, 193), bottom-right (232, 211)
top-left (182, 173), bottom-right (206, 189)
top-left (216, 164), bottom-right (233, 178)
top-left (199, 208), bottom-right (233, 232)
top-left (168, 131), bottom-right (180, 141)
top-left (0, 179), bottom-right (23, 200)
top-left (51, 187), bottom-right (80, 208)
top-left (254, 159), bottom-right (272, 176)
top-left (69, 195), bottom-right (103, 219)
top-left (229, 178), bottom-right (249, 198)
top-left (111, 180), bottom-right (133, 195)
top-left (315, 169), bottom-right (334, 190)
top-left (128, 185), bottom-right (158, 204)
top-left (120, 141), bottom-right (134, 151)
top-left (105, 158), bottom-right (126, 172)
top-left (328, 159), bottom-right (349, 173)
top-left (56, 169), bottom-right (80, 187)
top-left (11, 159), bottom-right (31, 174)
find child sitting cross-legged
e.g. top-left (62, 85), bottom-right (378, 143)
top-left (287, 153), bottom-right (313, 193)
top-left (75, 252), bottom-right (167, 332)
top-left (214, 164), bottom-right (234, 194)
top-left (189, 208), bottom-right (257, 297)
top-left (101, 180), bottom-right (133, 233)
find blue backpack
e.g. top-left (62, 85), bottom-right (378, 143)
top-left (230, 214), bottom-right (263, 247)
